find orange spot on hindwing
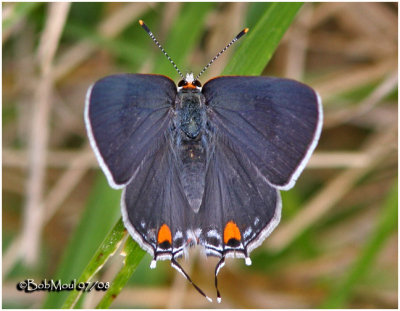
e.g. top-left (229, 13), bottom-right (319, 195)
top-left (157, 224), bottom-right (172, 246)
top-left (223, 221), bottom-right (241, 245)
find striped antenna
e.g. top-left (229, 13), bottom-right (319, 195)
top-left (139, 20), bottom-right (185, 80)
top-left (195, 27), bottom-right (249, 80)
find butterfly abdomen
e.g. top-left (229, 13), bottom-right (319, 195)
top-left (178, 140), bottom-right (206, 213)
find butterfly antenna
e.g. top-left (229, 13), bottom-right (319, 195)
top-left (195, 27), bottom-right (249, 80)
top-left (171, 258), bottom-right (213, 302)
top-left (139, 20), bottom-right (185, 80)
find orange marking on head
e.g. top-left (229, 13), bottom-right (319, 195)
top-left (158, 224), bottom-right (172, 245)
top-left (139, 20), bottom-right (144, 26)
top-left (244, 28), bottom-right (249, 33)
top-left (182, 83), bottom-right (197, 89)
top-left (223, 221), bottom-right (241, 244)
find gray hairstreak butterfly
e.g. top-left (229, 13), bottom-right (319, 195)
top-left (84, 20), bottom-right (323, 302)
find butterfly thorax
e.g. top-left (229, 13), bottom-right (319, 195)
top-left (176, 89), bottom-right (205, 140)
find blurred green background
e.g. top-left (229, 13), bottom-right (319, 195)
top-left (2, 2), bottom-right (397, 308)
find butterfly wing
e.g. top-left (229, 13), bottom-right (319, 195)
top-left (85, 74), bottom-right (177, 188)
top-left (197, 134), bottom-right (281, 258)
top-left (121, 135), bottom-right (193, 259)
top-left (198, 76), bottom-right (322, 257)
top-left (202, 76), bottom-right (322, 190)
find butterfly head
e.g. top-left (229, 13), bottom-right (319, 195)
top-left (178, 73), bottom-right (202, 91)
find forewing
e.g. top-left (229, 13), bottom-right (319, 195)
top-left (202, 76), bottom-right (322, 190)
top-left (85, 74), bottom-right (176, 188)
top-left (197, 134), bottom-right (281, 258)
top-left (121, 135), bottom-right (192, 259)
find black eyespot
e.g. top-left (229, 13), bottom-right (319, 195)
top-left (178, 80), bottom-right (187, 87)
top-left (227, 238), bottom-right (241, 247)
top-left (193, 80), bottom-right (202, 87)
top-left (158, 240), bottom-right (172, 249)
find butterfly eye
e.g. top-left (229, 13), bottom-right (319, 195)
top-left (193, 80), bottom-right (202, 88)
top-left (178, 80), bottom-right (187, 87)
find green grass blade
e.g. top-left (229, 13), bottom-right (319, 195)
top-left (95, 237), bottom-right (146, 309)
top-left (223, 3), bottom-right (303, 75)
top-left (61, 218), bottom-right (127, 309)
top-left (321, 182), bottom-right (398, 308)
top-left (43, 176), bottom-right (121, 308)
